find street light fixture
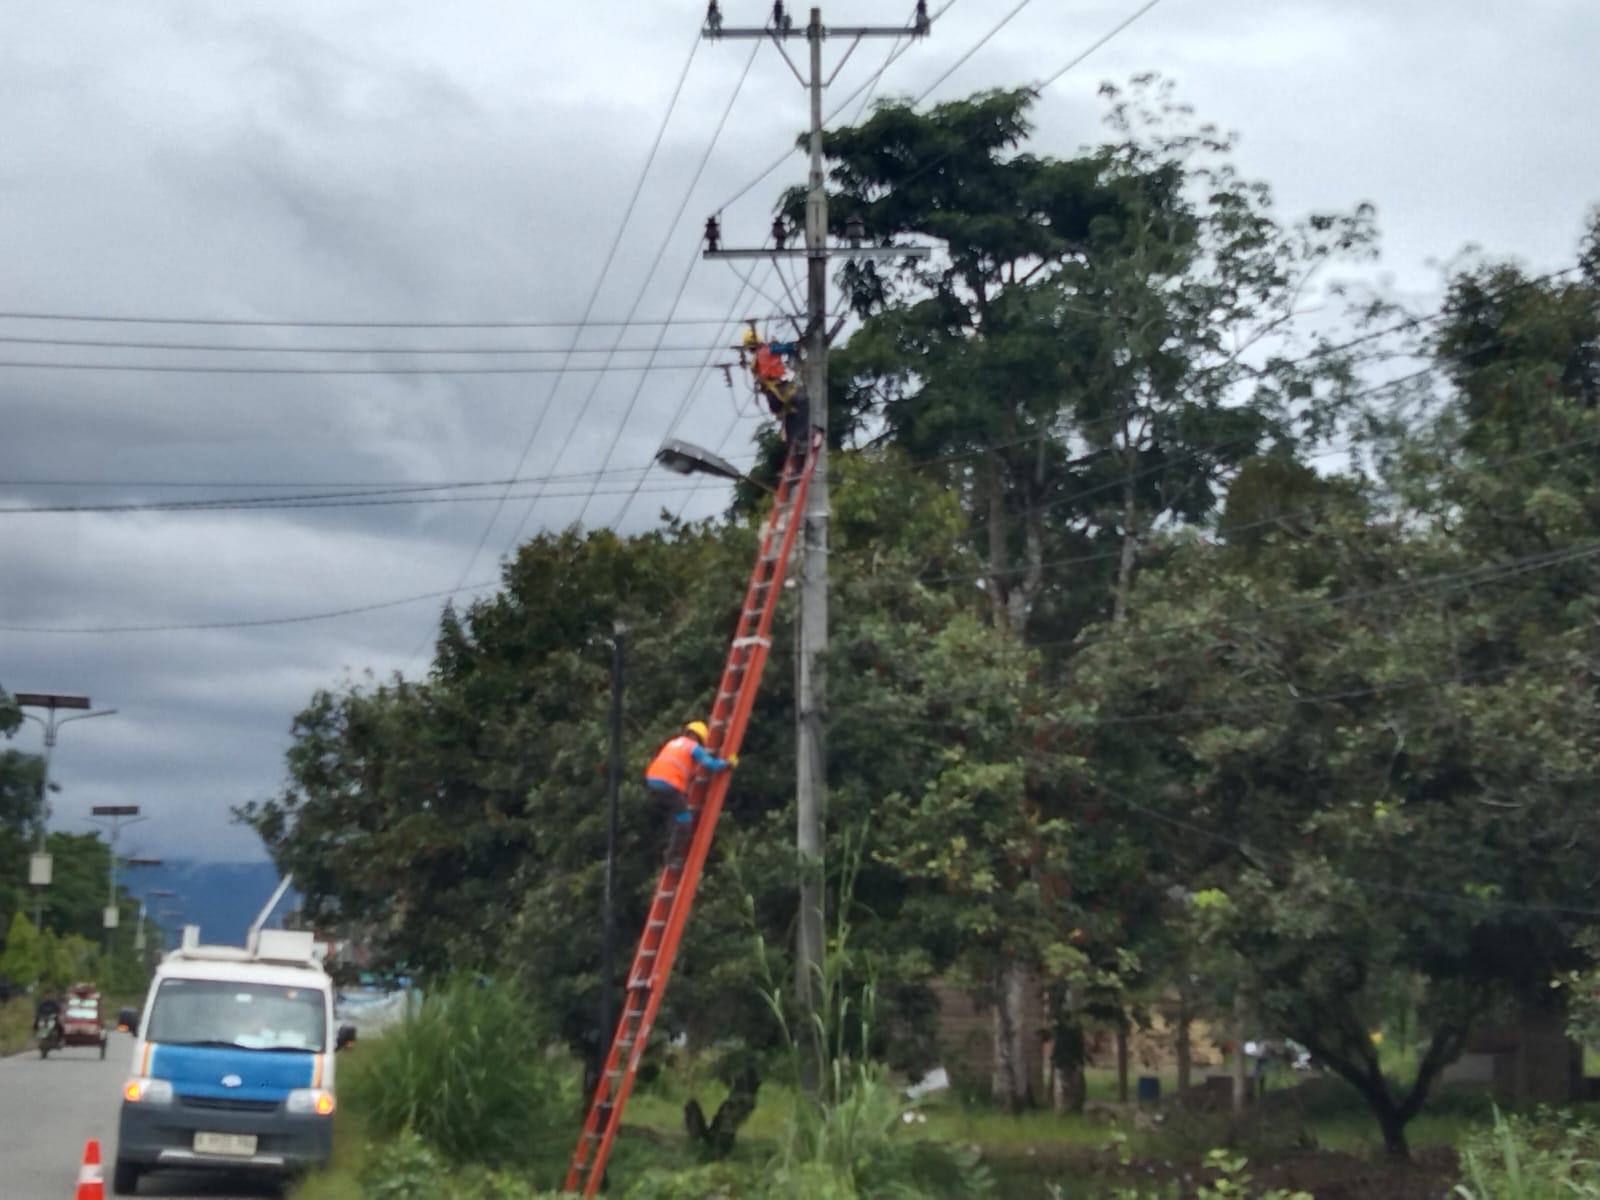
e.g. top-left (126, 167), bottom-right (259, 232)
top-left (16, 694), bottom-right (117, 928)
top-left (655, 439), bottom-right (773, 492)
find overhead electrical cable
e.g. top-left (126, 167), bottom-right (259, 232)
top-left (0, 335), bottom-right (758, 356)
top-left (404, 28), bottom-right (707, 671)
top-left (911, 0), bottom-right (1036, 106)
top-left (0, 358), bottom-right (727, 377)
top-left (556, 39), bottom-right (764, 533)
top-left (0, 580), bottom-right (503, 635)
top-left (0, 478), bottom-right (747, 516)
top-left (619, 258), bottom-right (784, 529)
top-left (714, 0), bottom-right (962, 214)
top-left (0, 312), bottom-right (763, 330)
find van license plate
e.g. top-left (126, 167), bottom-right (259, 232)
top-left (194, 1132), bottom-right (257, 1156)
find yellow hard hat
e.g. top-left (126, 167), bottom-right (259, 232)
top-left (685, 720), bottom-right (711, 741)
top-left (741, 328), bottom-right (759, 347)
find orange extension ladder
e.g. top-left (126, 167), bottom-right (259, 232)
top-left (563, 429), bottom-right (823, 1196)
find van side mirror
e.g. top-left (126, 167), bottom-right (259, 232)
top-left (335, 1024), bottom-right (357, 1051)
top-left (117, 1007), bottom-right (140, 1036)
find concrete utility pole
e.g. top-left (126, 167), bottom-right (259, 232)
top-left (89, 805), bottom-right (147, 959)
top-left (702, 2), bottom-right (932, 1012)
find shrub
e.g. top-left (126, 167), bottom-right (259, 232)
top-left (348, 976), bottom-right (571, 1174)
top-left (359, 1127), bottom-right (569, 1200)
top-left (1453, 1109), bottom-right (1600, 1200)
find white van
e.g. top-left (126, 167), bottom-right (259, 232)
top-left (114, 920), bottom-right (353, 1195)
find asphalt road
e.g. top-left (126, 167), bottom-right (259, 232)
top-left (0, 1038), bottom-right (283, 1199)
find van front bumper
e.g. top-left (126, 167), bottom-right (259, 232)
top-left (117, 1098), bottom-right (333, 1174)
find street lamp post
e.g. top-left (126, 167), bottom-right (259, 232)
top-left (89, 806), bottom-right (148, 959)
top-left (15, 693), bottom-right (117, 929)
top-left (138, 887), bottom-right (175, 955)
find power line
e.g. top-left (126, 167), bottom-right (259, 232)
top-left (402, 29), bottom-right (707, 672)
top-left (821, 0), bottom-right (1172, 223)
top-left (0, 463), bottom-right (670, 491)
top-left (0, 334), bottom-right (758, 356)
top-left (620, 260), bottom-right (786, 529)
top-left (714, 0), bottom-right (963, 214)
top-left (0, 580), bottom-right (503, 635)
top-left (0, 311), bottom-right (762, 330)
top-left (0, 357), bottom-right (728, 377)
top-left (0, 479), bottom-right (741, 516)
top-left (1035, 0), bottom-right (1170, 93)
top-left (912, 0), bottom-right (1035, 106)
top-left (568, 40), bottom-right (765, 530)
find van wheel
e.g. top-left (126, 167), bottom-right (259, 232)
top-left (112, 1159), bottom-right (142, 1195)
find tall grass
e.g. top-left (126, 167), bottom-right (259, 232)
top-left (739, 837), bottom-right (997, 1200)
top-left (346, 976), bottom-right (573, 1178)
top-left (1454, 1110), bottom-right (1600, 1199)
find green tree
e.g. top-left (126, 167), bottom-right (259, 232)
top-left (1071, 218), bottom-right (1600, 1154)
top-left (0, 911), bottom-right (43, 985)
top-left (242, 450), bottom-right (1002, 1150)
top-left (808, 74), bottom-right (1376, 1107)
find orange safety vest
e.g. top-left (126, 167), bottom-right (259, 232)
top-left (645, 735), bottom-right (698, 792)
top-left (754, 345), bottom-right (787, 380)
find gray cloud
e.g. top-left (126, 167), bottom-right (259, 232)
top-left (3, 0), bottom-right (1597, 863)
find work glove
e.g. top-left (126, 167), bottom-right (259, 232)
top-left (727, 753), bottom-right (740, 768)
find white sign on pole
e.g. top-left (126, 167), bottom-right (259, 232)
top-left (103, 905), bottom-right (120, 929)
top-left (29, 853), bottom-right (52, 886)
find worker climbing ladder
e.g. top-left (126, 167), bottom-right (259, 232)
top-left (563, 428), bottom-right (824, 1196)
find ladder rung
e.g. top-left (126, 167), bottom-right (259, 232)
top-left (733, 636), bottom-right (771, 648)
top-left (628, 977), bottom-right (652, 989)
top-left (647, 919), bottom-right (665, 929)
top-left (640, 948), bottom-right (656, 957)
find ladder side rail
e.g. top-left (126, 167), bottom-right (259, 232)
top-left (569, 437), bottom-right (820, 1194)
top-left (704, 468), bottom-right (799, 725)
top-left (702, 433), bottom-right (820, 761)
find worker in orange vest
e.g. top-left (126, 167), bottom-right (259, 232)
top-left (644, 720), bottom-right (736, 867)
top-left (741, 326), bottom-right (810, 462)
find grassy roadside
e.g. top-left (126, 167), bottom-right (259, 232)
top-left (293, 1051), bottom-right (1496, 1200)
top-left (0, 997), bottom-right (35, 1055)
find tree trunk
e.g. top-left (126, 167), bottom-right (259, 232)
top-left (982, 459), bottom-right (1042, 1113)
top-left (1175, 987), bottom-right (1192, 1099)
top-left (991, 960), bottom-right (1031, 1111)
top-left (1115, 1011), bottom-right (1130, 1104)
top-left (1050, 1000), bottom-right (1087, 1115)
top-left (1375, 1104), bottom-right (1410, 1161)
top-left (1230, 992), bottom-right (1248, 1117)
top-left (684, 1066), bottom-right (761, 1158)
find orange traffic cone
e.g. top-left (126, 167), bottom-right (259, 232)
top-left (75, 1138), bottom-right (103, 1200)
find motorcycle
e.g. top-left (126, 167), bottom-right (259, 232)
top-left (35, 1013), bottom-right (63, 1058)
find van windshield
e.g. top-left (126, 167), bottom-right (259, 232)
top-left (147, 978), bottom-right (326, 1051)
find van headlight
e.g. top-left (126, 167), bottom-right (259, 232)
top-left (285, 1088), bottom-right (336, 1116)
top-left (123, 1077), bottom-right (174, 1106)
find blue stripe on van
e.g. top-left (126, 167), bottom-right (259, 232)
top-left (149, 1042), bottom-right (315, 1101)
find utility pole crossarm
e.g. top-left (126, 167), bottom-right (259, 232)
top-left (704, 246), bottom-right (929, 260)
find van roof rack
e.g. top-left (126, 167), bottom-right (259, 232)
top-left (170, 924), bottom-right (323, 971)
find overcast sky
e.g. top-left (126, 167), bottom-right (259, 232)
top-left (2, 0), bottom-right (1596, 865)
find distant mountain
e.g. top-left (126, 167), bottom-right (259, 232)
top-left (132, 860), bottom-right (298, 948)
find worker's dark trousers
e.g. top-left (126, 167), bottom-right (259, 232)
top-left (648, 784), bottom-right (694, 865)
